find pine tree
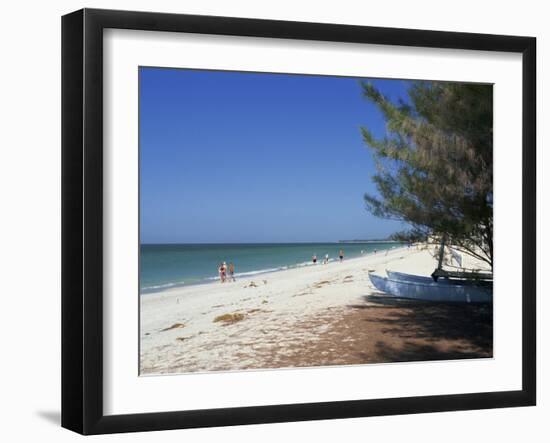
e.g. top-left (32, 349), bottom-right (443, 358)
top-left (361, 81), bottom-right (493, 269)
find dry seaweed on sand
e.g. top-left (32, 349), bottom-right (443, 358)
top-left (247, 309), bottom-right (262, 314)
top-left (160, 322), bottom-right (185, 332)
top-left (313, 280), bottom-right (332, 289)
top-left (213, 312), bottom-right (246, 325)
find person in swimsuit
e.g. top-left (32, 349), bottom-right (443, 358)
top-left (312, 255), bottom-right (317, 264)
top-left (218, 263), bottom-right (226, 283)
top-left (229, 262), bottom-right (236, 282)
top-left (324, 254), bottom-right (329, 264)
top-left (339, 250), bottom-right (344, 262)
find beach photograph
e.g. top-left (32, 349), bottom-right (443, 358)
top-left (139, 68), bottom-right (493, 375)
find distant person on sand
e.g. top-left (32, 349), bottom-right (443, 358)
top-left (339, 250), bottom-right (344, 262)
top-left (218, 263), bottom-right (226, 283)
top-left (228, 262), bottom-right (236, 282)
top-left (312, 254), bottom-right (317, 264)
top-left (324, 254), bottom-right (329, 264)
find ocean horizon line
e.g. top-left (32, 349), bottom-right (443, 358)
top-left (140, 240), bottom-right (396, 246)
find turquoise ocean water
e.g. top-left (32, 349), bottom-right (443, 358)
top-left (140, 242), bottom-right (402, 293)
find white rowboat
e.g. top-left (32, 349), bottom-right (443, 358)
top-left (386, 270), bottom-right (492, 287)
top-left (369, 272), bottom-right (492, 303)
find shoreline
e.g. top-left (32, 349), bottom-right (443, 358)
top-left (140, 244), bottom-right (406, 295)
top-left (140, 244), bottom-right (492, 374)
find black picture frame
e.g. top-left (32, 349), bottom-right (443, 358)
top-left (61, 8), bottom-right (536, 435)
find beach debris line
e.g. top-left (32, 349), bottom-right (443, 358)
top-left (243, 280), bottom-right (269, 288)
top-left (244, 281), bottom-right (263, 288)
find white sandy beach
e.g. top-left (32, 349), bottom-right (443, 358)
top-left (140, 245), bottom-right (491, 374)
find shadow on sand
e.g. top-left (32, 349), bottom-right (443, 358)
top-left (348, 293), bottom-right (493, 362)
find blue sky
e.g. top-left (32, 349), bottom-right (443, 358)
top-left (139, 67), bottom-right (410, 244)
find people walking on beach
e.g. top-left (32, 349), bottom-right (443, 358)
top-left (312, 254), bottom-right (317, 264)
top-left (324, 254), bottom-right (329, 264)
top-left (228, 262), bottom-right (236, 282)
top-left (339, 249), bottom-right (344, 262)
top-left (222, 261), bottom-right (228, 278)
top-left (218, 263), bottom-right (226, 283)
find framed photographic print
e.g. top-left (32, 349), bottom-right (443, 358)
top-left (61, 8), bottom-right (536, 435)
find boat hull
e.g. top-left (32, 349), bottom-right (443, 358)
top-left (386, 270), bottom-right (493, 287)
top-left (369, 273), bottom-right (492, 303)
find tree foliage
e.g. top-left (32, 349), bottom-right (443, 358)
top-left (361, 81), bottom-right (493, 268)
top-left (389, 229), bottom-right (427, 244)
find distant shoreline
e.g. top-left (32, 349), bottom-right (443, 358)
top-left (140, 245), bottom-right (404, 294)
top-left (140, 241), bottom-right (405, 293)
top-left (338, 240), bottom-right (401, 243)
